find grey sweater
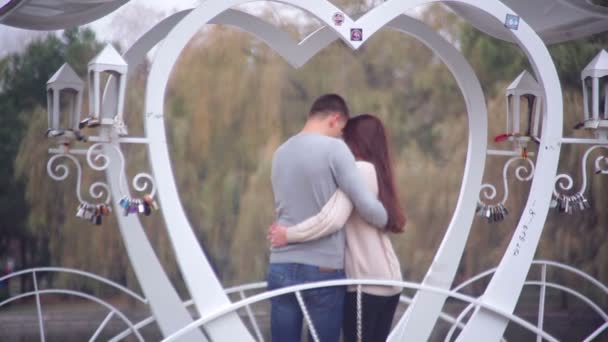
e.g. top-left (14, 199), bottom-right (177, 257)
top-left (270, 132), bottom-right (388, 269)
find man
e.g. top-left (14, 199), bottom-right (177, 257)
top-left (268, 94), bottom-right (388, 341)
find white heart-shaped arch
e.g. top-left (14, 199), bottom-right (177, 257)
top-left (141, 6), bottom-right (488, 341)
top-left (140, 1), bottom-right (563, 341)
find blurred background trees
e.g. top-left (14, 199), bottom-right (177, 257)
top-left (0, 3), bottom-right (606, 304)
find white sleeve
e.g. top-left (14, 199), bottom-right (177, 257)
top-left (285, 162), bottom-right (379, 242)
top-left (286, 189), bottom-right (353, 243)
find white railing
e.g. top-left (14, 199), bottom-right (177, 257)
top-left (158, 260), bottom-right (605, 341)
top-left (143, 260), bottom-right (608, 341)
top-left (0, 267), bottom-right (147, 342)
top-left (161, 279), bottom-right (560, 342)
top-left (446, 260), bottom-right (608, 342)
top-left (0, 267), bottom-right (147, 303)
top-left (2, 260), bottom-right (606, 342)
top-left (109, 282), bottom-right (471, 342)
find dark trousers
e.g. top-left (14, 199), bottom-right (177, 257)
top-left (342, 291), bottom-right (400, 342)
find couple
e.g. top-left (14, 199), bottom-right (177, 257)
top-left (267, 94), bottom-right (406, 342)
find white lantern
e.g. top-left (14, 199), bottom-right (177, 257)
top-left (46, 63), bottom-right (84, 138)
top-left (506, 70), bottom-right (543, 143)
top-left (581, 49), bottom-right (608, 137)
top-left (87, 44), bottom-right (128, 132)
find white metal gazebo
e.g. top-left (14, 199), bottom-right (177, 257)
top-left (1, 0), bottom-right (608, 341)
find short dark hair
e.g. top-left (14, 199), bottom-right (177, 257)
top-left (309, 94), bottom-right (349, 120)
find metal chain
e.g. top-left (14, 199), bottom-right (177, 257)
top-left (357, 285), bottom-right (363, 342)
top-left (296, 291), bottom-right (320, 342)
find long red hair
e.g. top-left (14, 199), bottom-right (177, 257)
top-left (343, 114), bottom-right (406, 233)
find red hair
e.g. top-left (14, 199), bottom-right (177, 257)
top-left (343, 114), bottom-right (406, 233)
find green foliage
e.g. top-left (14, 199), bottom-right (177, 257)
top-left (0, 34), bottom-right (64, 260)
top-left (2, 6), bottom-right (607, 299)
top-left (1, 27), bottom-right (101, 270)
top-left (460, 25), bottom-right (608, 301)
top-left (460, 25), bottom-right (608, 91)
top-left (164, 16), bottom-right (608, 288)
top-left (459, 24), bottom-right (528, 95)
top-left (548, 33), bottom-right (608, 88)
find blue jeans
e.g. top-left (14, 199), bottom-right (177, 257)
top-left (267, 263), bottom-right (346, 342)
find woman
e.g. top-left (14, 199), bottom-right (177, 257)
top-left (270, 113), bottom-right (406, 342)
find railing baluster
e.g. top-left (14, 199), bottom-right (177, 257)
top-left (32, 272), bottom-right (46, 342)
top-left (295, 290), bottom-right (320, 342)
top-left (537, 264), bottom-right (547, 342)
top-left (239, 290), bottom-right (264, 342)
top-left (89, 311), bottom-right (115, 342)
top-left (1, 266), bottom-right (603, 342)
top-left (582, 322), bottom-right (608, 342)
top-left (444, 303), bottom-right (474, 341)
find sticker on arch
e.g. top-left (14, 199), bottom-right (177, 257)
top-left (332, 12), bottom-right (345, 26)
top-left (504, 14), bottom-right (520, 30)
top-left (350, 28), bottom-right (363, 41)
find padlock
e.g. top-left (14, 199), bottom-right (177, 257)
top-left (128, 201), bottom-right (138, 215)
top-left (496, 205), bottom-right (504, 222)
top-left (76, 204), bottom-right (85, 219)
top-left (143, 194), bottom-right (159, 210)
top-left (558, 195), bottom-right (566, 213)
top-left (564, 196), bottom-right (571, 215)
top-left (580, 193), bottom-right (586, 210)
top-left (138, 200), bottom-right (146, 214)
top-left (123, 200), bottom-right (131, 216)
top-left (84, 205), bottom-right (95, 220)
top-left (143, 202), bottom-right (151, 216)
top-left (476, 203), bottom-right (484, 217)
top-left (99, 204), bottom-right (111, 216)
top-left (575, 193), bottom-right (585, 211)
top-left (498, 204), bottom-right (507, 219)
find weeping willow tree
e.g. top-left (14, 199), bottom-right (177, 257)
top-left (8, 4), bottom-right (608, 300)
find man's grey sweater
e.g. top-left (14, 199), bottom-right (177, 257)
top-left (270, 132), bottom-right (388, 269)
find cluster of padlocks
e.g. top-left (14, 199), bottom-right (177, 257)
top-left (75, 194), bottom-right (159, 225)
top-left (476, 203), bottom-right (509, 223)
top-left (479, 49), bottom-right (608, 224)
top-left (46, 115), bottom-right (102, 143)
top-left (76, 203), bottom-right (112, 225)
top-left (119, 195), bottom-right (158, 217)
top-left (553, 193), bottom-right (591, 214)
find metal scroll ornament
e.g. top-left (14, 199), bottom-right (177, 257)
top-left (552, 145), bottom-right (608, 214)
top-left (47, 143), bottom-right (159, 225)
top-left (477, 156), bottom-right (535, 223)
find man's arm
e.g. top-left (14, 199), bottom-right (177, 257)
top-left (330, 141), bottom-right (388, 228)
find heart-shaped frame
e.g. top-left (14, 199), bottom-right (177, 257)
top-left (113, 0), bottom-right (566, 340)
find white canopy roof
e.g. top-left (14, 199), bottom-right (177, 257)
top-left (446, 0), bottom-right (608, 44)
top-left (506, 70), bottom-right (543, 96)
top-left (582, 49), bottom-right (608, 79)
top-left (0, 0), bottom-right (128, 30)
top-left (47, 62), bottom-right (84, 90)
top-left (0, 0), bottom-right (606, 44)
top-left (88, 44), bottom-right (127, 71)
